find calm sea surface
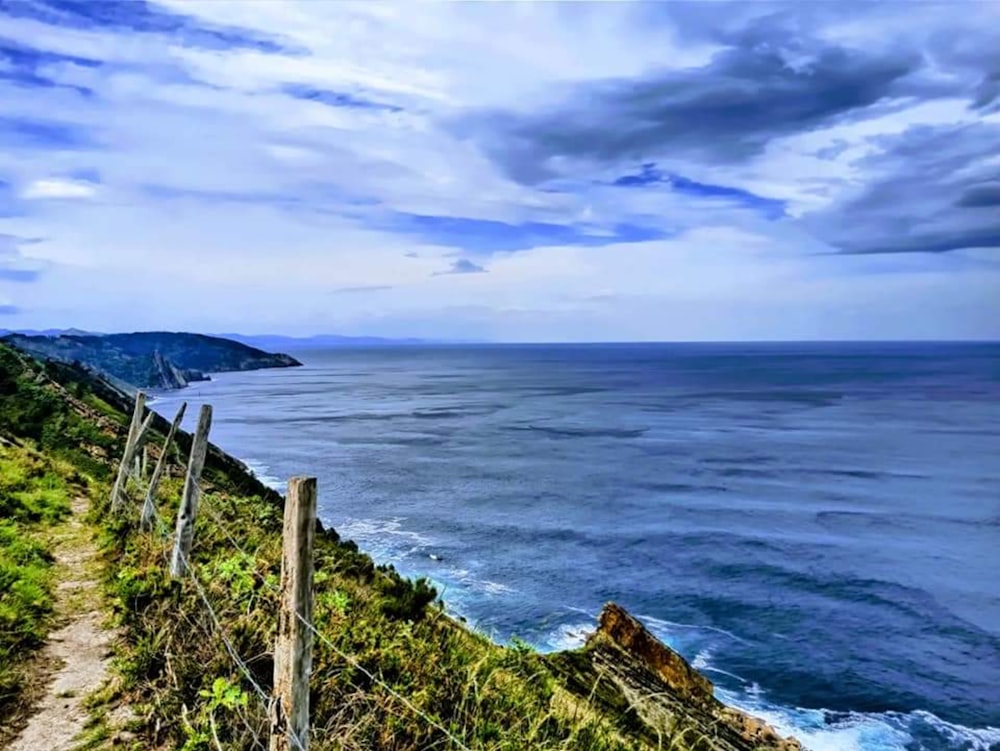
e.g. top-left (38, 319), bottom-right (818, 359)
top-left (151, 343), bottom-right (1000, 751)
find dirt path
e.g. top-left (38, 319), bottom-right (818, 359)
top-left (7, 497), bottom-right (115, 751)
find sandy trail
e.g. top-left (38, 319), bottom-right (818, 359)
top-left (7, 497), bottom-right (115, 751)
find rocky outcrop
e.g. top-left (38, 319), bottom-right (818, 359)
top-left (596, 603), bottom-right (715, 706)
top-left (149, 350), bottom-right (211, 390)
top-left (548, 603), bottom-right (803, 751)
top-left (152, 351), bottom-right (189, 389)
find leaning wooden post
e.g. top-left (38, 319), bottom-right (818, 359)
top-left (169, 405), bottom-right (212, 578)
top-left (117, 411), bottom-right (156, 509)
top-left (269, 477), bottom-right (317, 751)
top-left (141, 402), bottom-right (187, 530)
top-left (110, 392), bottom-right (146, 511)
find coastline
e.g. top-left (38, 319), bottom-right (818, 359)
top-left (219, 454), bottom-right (1000, 751)
top-left (142, 347), bottom-right (1000, 751)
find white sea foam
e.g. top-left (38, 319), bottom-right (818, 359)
top-left (242, 458), bottom-right (283, 490)
top-left (638, 612), bottom-right (750, 645)
top-left (691, 646), bottom-right (714, 671)
top-left (716, 687), bottom-right (1000, 751)
top-left (613, 615), bottom-right (998, 751)
top-left (540, 622), bottom-right (595, 651)
top-left (336, 516), bottom-right (435, 562)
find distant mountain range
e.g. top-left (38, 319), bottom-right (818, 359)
top-left (1, 329), bottom-right (436, 349)
top-left (0, 328), bottom-right (98, 337)
top-left (217, 333), bottom-right (429, 350)
top-left (2, 331), bottom-right (301, 391)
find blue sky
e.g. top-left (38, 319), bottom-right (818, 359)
top-left (0, 0), bottom-right (998, 340)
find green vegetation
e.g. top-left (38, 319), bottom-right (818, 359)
top-left (1, 342), bottom-right (788, 751)
top-left (0, 345), bottom-right (121, 479)
top-left (0, 443), bottom-right (73, 710)
top-left (99, 479), bottom-right (639, 750)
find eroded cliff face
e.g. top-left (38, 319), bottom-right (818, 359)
top-left (549, 603), bottom-right (803, 751)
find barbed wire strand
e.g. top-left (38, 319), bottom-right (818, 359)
top-left (197, 497), bottom-right (476, 751)
top-left (145, 480), bottom-right (472, 751)
top-left (146, 502), bottom-right (308, 751)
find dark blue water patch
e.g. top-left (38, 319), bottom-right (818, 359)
top-left (411, 405), bottom-right (508, 419)
top-left (503, 424), bottom-right (649, 439)
top-left (700, 454), bottom-right (782, 465)
top-left (634, 480), bottom-right (732, 494)
top-left (707, 466), bottom-right (781, 479)
top-left (794, 467), bottom-right (928, 481)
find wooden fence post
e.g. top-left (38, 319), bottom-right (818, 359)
top-left (110, 391), bottom-right (146, 511)
top-left (141, 402), bottom-right (187, 530)
top-left (270, 477), bottom-right (317, 751)
top-left (169, 404), bottom-right (212, 578)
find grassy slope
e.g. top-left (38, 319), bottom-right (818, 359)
top-left (0, 345), bottom-right (111, 739)
top-left (0, 444), bottom-right (73, 709)
top-left (1, 343), bottom-right (785, 751)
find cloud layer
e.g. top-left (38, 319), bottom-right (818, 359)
top-left (0, 0), bottom-right (998, 339)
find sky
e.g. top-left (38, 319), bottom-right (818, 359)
top-left (1, 0), bottom-right (999, 341)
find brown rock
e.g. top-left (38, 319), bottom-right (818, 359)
top-left (591, 602), bottom-right (715, 706)
top-left (719, 707), bottom-right (805, 751)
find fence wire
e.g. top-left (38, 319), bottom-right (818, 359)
top-left (133, 428), bottom-right (474, 751)
top-left (198, 496), bottom-right (476, 751)
top-left (146, 502), bottom-right (308, 751)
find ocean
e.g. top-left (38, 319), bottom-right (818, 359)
top-left (149, 342), bottom-right (1000, 751)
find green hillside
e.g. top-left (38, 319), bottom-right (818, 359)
top-left (2, 332), bottom-right (301, 391)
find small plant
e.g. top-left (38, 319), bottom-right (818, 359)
top-left (374, 574), bottom-right (438, 621)
top-left (199, 676), bottom-right (249, 713)
top-left (510, 635), bottom-right (535, 655)
top-left (208, 552), bottom-right (257, 599)
top-left (328, 588), bottom-right (350, 616)
top-left (182, 677), bottom-right (250, 751)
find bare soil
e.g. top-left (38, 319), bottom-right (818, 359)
top-left (5, 497), bottom-right (116, 751)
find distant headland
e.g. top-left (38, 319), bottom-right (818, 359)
top-left (0, 330), bottom-right (301, 391)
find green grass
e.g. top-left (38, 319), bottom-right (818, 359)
top-left (99, 482), bottom-right (641, 750)
top-left (0, 444), bottom-right (73, 710)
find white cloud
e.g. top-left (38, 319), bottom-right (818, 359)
top-left (0, 1), bottom-right (997, 339)
top-left (21, 178), bottom-right (98, 200)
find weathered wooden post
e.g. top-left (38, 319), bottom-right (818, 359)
top-left (141, 402), bottom-right (187, 530)
top-left (269, 477), bottom-right (317, 751)
top-left (111, 391), bottom-right (146, 510)
top-left (169, 404), bottom-right (212, 578)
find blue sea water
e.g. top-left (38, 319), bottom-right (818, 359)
top-left (150, 342), bottom-right (1000, 751)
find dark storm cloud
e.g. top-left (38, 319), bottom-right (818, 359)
top-left (458, 4), bottom-right (999, 256)
top-left (467, 33), bottom-right (921, 184)
top-left (804, 123), bottom-right (1000, 255)
top-left (957, 184), bottom-right (1000, 209)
